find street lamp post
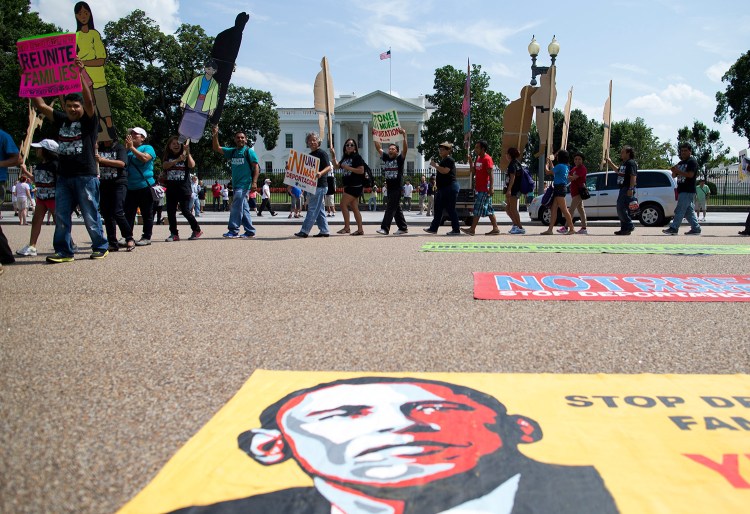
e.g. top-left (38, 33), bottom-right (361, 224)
top-left (528, 35), bottom-right (560, 194)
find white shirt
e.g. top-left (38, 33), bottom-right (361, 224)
top-left (403, 184), bottom-right (414, 196)
top-left (262, 183), bottom-right (271, 199)
top-left (15, 182), bottom-right (31, 199)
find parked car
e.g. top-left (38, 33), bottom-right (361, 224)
top-left (528, 169), bottom-right (678, 227)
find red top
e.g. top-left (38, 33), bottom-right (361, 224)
top-left (570, 164), bottom-right (587, 196)
top-left (474, 154), bottom-right (494, 193)
top-left (212, 183), bottom-right (222, 196)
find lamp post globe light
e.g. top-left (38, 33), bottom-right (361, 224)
top-left (528, 35), bottom-right (560, 194)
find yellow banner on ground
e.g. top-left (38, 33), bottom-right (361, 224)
top-left (120, 371), bottom-right (750, 514)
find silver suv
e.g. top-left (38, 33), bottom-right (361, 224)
top-left (529, 169), bottom-right (677, 227)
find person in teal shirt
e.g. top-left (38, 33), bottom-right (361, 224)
top-left (212, 125), bottom-right (259, 238)
top-left (124, 127), bottom-right (157, 245)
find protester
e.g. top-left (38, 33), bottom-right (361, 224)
top-left (417, 175), bottom-right (428, 214)
top-left (331, 138), bottom-right (365, 235)
top-left (16, 140), bottom-right (59, 256)
top-left (663, 143), bottom-right (701, 236)
top-left (374, 128), bottom-right (408, 235)
top-left (124, 127), bottom-right (157, 246)
top-left (162, 137), bottom-right (202, 242)
top-left (562, 152), bottom-right (588, 234)
top-left (31, 58), bottom-right (109, 262)
top-left (424, 142), bottom-right (461, 235)
top-left (212, 126), bottom-right (259, 238)
top-left (257, 178), bottom-right (277, 216)
top-left (462, 140), bottom-right (500, 236)
top-left (402, 179), bottom-right (413, 211)
top-left (541, 150), bottom-right (575, 235)
top-left (503, 148), bottom-right (525, 234)
top-left (605, 146), bottom-right (638, 236)
top-left (695, 177), bottom-right (710, 222)
top-left (295, 132), bottom-right (331, 238)
top-left (97, 136), bottom-right (135, 252)
top-left (212, 180), bottom-right (222, 211)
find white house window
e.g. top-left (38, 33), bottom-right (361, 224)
top-left (407, 134), bottom-right (415, 148)
top-left (265, 161), bottom-right (273, 173)
top-left (285, 133), bottom-right (293, 149)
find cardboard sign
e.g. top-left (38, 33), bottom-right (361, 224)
top-left (474, 272), bottom-right (750, 302)
top-left (119, 370), bottom-right (750, 514)
top-left (421, 242), bottom-right (750, 255)
top-left (17, 33), bottom-right (80, 97)
top-left (372, 110), bottom-right (402, 144)
top-left (283, 149), bottom-right (320, 194)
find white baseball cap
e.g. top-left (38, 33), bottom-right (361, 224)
top-left (128, 127), bottom-right (147, 138)
top-left (30, 139), bottom-right (59, 152)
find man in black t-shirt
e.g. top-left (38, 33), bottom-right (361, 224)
top-left (97, 137), bottom-right (135, 250)
top-left (373, 128), bottom-right (408, 235)
top-left (32, 58), bottom-right (109, 262)
top-left (663, 143), bottom-right (701, 235)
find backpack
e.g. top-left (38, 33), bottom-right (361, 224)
top-left (520, 165), bottom-right (535, 194)
top-left (362, 163), bottom-right (374, 188)
top-left (540, 185), bottom-right (554, 207)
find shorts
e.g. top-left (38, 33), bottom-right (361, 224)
top-left (695, 200), bottom-right (707, 210)
top-left (16, 197), bottom-right (29, 210)
top-left (343, 186), bottom-right (363, 198)
top-left (553, 184), bottom-right (568, 198)
top-left (325, 194), bottom-right (335, 207)
top-left (36, 198), bottom-right (55, 211)
top-left (472, 191), bottom-right (494, 217)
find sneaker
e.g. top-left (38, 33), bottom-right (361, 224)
top-left (223, 232), bottom-right (239, 238)
top-left (288, 213), bottom-right (293, 219)
top-left (507, 225), bottom-right (517, 234)
top-left (738, 230), bottom-right (750, 236)
top-left (685, 229), bottom-right (702, 235)
top-left (108, 243), bottom-right (119, 252)
top-left (117, 238), bottom-right (127, 247)
top-left (423, 228), bottom-right (437, 234)
top-left (394, 229), bottom-right (408, 235)
top-left (16, 245), bottom-right (37, 257)
top-left (135, 238), bottom-right (151, 246)
top-left (46, 252), bottom-right (74, 263)
top-left (313, 232), bottom-right (330, 237)
top-left (446, 230), bottom-right (462, 236)
top-left (271, 212), bottom-right (277, 216)
top-left (614, 230), bottom-right (632, 236)
top-left (662, 227), bottom-right (678, 235)
top-left (294, 231), bottom-right (308, 238)
top-left (165, 234), bottom-right (180, 242)
top-left (376, 229), bottom-right (389, 235)
top-left (514, 227), bottom-right (526, 235)
top-left (460, 228), bottom-right (475, 236)
top-left (239, 232), bottom-right (255, 239)
top-left (577, 228), bottom-right (588, 234)
top-left (90, 249), bottom-right (108, 260)
top-left (188, 230), bottom-right (203, 240)
top-left (556, 227), bottom-right (568, 233)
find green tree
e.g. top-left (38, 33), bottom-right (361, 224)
top-left (714, 51), bottom-right (750, 146)
top-left (418, 64), bottom-right (508, 163)
top-left (677, 120), bottom-right (731, 173)
top-left (0, 0), bottom-right (60, 144)
top-left (103, 62), bottom-right (150, 139)
top-left (551, 108), bottom-right (603, 170)
top-left (609, 117), bottom-right (670, 169)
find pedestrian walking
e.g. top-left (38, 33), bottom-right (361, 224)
top-left (295, 132), bottom-right (331, 238)
top-left (374, 128), bottom-right (408, 235)
top-left (257, 178), bottom-right (277, 216)
top-left (124, 127), bottom-right (157, 246)
top-left (331, 138), bottom-right (365, 235)
top-left (162, 137), bottom-right (202, 241)
top-left (604, 146), bottom-right (638, 236)
top-left (540, 150), bottom-right (575, 235)
top-left (16, 140), bottom-right (60, 257)
top-left (663, 143), bottom-right (701, 236)
top-left (97, 136), bottom-right (135, 252)
top-left (461, 140), bottom-right (500, 236)
top-left (424, 142), bottom-right (461, 236)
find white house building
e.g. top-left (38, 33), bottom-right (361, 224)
top-left (252, 90), bottom-right (435, 173)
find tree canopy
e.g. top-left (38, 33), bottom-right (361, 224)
top-left (418, 64), bottom-right (508, 163)
top-left (677, 120), bottom-right (730, 173)
top-left (715, 51), bottom-right (750, 147)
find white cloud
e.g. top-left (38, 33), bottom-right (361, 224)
top-left (233, 66), bottom-right (310, 97)
top-left (661, 84), bottom-right (712, 105)
top-left (31, 0), bottom-right (181, 34)
top-left (627, 83), bottom-right (712, 116)
top-left (484, 62), bottom-right (518, 79)
top-left (627, 93), bottom-right (678, 116)
top-left (705, 61), bottom-right (731, 82)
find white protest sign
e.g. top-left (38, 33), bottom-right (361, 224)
top-left (372, 110), bottom-right (402, 144)
top-left (284, 149), bottom-right (320, 194)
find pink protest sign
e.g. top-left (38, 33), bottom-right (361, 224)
top-left (17, 33), bottom-right (81, 98)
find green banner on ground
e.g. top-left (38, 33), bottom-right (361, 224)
top-left (420, 242), bottom-right (750, 255)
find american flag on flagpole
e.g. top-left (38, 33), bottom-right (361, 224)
top-left (380, 49), bottom-right (391, 60)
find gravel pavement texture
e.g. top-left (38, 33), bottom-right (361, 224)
top-left (1, 221), bottom-right (748, 513)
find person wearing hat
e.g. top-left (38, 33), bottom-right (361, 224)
top-left (373, 127), bottom-right (408, 235)
top-left (257, 177), bottom-right (277, 216)
top-left (124, 127), bottom-right (158, 246)
top-left (31, 57), bottom-right (109, 262)
top-left (16, 140), bottom-right (59, 256)
top-left (695, 176), bottom-right (710, 222)
top-left (425, 142), bottom-right (462, 235)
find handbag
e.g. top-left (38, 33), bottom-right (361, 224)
top-left (129, 154), bottom-right (163, 201)
top-left (579, 184), bottom-right (591, 200)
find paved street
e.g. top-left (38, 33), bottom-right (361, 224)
top-left (0, 217), bottom-right (749, 512)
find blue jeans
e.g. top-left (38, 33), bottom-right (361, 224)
top-left (54, 174), bottom-right (108, 255)
top-left (227, 188), bottom-right (255, 235)
top-left (616, 189), bottom-right (635, 232)
top-left (300, 185), bottom-right (329, 235)
top-left (192, 196), bottom-right (201, 216)
top-left (429, 181), bottom-right (460, 232)
top-left (670, 192), bottom-right (700, 231)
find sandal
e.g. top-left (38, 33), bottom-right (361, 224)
top-left (126, 239), bottom-right (136, 252)
top-left (337, 228), bottom-right (350, 234)
top-left (351, 230), bottom-right (364, 236)
top-left (540, 229), bottom-right (553, 235)
top-left (485, 229), bottom-right (501, 235)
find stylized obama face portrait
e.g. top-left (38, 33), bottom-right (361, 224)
top-left (242, 378), bottom-right (541, 489)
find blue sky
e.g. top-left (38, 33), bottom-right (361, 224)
top-left (33, 0), bottom-right (750, 157)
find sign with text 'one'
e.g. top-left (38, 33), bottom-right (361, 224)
top-left (283, 149), bottom-right (320, 195)
top-left (17, 33), bottom-right (80, 98)
top-left (372, 110), bottom-right (402, 144)
top-left (119, 370), bottom-right (750, 514)
top-left (474, 272), bottom-right (750, 302)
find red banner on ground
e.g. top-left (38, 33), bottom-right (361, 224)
top-left (474, 272), bottom-right (750, 302)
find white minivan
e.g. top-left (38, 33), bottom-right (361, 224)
top-left (528, 169), bottom-right (678, 227)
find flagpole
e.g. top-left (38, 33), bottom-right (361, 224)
top-left (389, 47), bottom-right (392, 95)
